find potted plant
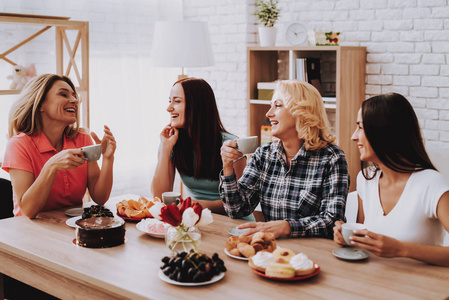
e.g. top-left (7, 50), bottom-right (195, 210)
top-left (255, 0), bottom-right (281, 47)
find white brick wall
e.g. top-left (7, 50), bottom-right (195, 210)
top-left (183, 0), bottom-right (251, 138)
top-left (2, 0), bottom-right (449, 172)
top-left (183, 0), bottom-right (449, 147)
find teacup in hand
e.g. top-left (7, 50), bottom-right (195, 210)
top-left (236, 136), bottom-right (258, 154)
top-left (341, 223), bottom-right (366, 246)
top-left (81, 144), bottom-right (102, 162)
top-left (162, 191), bottom-right (181, 205)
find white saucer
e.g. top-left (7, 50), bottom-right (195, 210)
top-left (228, 227), bottom-right (249, 236)
top-left (136, 220), bottom-right (166, 239)
top-left (158, 269), bottom-right (225, 286)
top-left (66, 216), bottom-right (82, 228)
top-left (65, 207), bottom-right (84, 217)
top-left (332, 248), bottom-right (369, 261)
top-left (224, 248), bottom-right (249, 261)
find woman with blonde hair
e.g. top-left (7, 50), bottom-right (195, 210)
top-left (220, 80), bottom-right (349, 238)
top-left (2, 74), bottom-right (116, 218)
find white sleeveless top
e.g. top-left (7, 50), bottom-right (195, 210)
top-left (357, 169), bottom-right (449, 246)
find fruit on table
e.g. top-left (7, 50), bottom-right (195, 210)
top-left (160, 251), bottom-right (227, 283)
top-left (116, 196), bottom-right (163, 218)
top-left (82, 205), bottom-right (114, 219)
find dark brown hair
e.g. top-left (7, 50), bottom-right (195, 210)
top-left (361, 93), bottom-right (436, 179)
top-left (172, 78), bottom-right (229, 180)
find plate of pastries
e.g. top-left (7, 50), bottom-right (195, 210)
top-left (116, 196), bottom-right (164, 221)
top-left (248, 247), bottom-right (320, 281)
top-left (224, 232), bottom-right (276, 260)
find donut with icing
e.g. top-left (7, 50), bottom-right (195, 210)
top-left (272, 247), bottom-right (295, 263)
top-left (290, 253), bottom-right (316, 276)
top-left (248, 251), bottom-right (274, 272)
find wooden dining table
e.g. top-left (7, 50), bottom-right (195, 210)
top-left (0, 194), bottom-right (448, 300)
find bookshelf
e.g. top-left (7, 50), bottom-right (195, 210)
top-left (247, 46), bottom-right (366, 192)
top-left (0, 13), bottom-right (90, 127)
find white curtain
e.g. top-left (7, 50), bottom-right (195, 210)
top-left (0, 0), bottom-right (183, 196)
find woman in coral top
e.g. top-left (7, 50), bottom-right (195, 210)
top-left (2, 74), bottom-right (116, 218)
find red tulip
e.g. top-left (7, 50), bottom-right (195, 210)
top-left (160, 203), bottom-right (182, 227)
top-left (192, 202), bottom-right (202, 224)
top-left (179, 197), bottom-right (192, 215)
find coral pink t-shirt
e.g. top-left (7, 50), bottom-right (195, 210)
top-left (2, 131), bottom-right (93, 216)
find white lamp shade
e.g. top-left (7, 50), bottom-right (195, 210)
top-left (150, 21), bottom-right (214, 68)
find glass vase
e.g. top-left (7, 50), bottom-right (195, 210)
top-left (165, 225), bottom-right (201, 253)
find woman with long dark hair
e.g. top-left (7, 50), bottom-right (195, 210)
top-left (333, 93), bottom-right (449, 266)
top-left (151, 78), bottom-right (251, 219)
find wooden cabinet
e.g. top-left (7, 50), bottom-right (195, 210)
top-left (0, 13), bottom-right (89, 127)
top-left (247, 46), bottom-right (366, 191)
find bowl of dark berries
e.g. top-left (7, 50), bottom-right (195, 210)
top-left (159, 251), bottom-right (227, 286)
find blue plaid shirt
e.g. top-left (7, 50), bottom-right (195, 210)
top-left (219, 141), bottom-right (349, 238)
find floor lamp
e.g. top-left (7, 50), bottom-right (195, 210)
top-left (150, 21), bottom-right (214, 80)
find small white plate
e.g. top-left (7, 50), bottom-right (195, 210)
top-left (224, 248), bottom-right (249, 261)
top-left (158, 269), bottom-right (225, 286)
top-left (136, 220), bottom-right (165, 239)
top-left (332, 248), bottom-right (369, 261)
top-left (228, 227), bottom-right (249, 236)
top-left (66, 216), bottom-right (82, 228)
top-left (65, 207), bottom-right (84, 217)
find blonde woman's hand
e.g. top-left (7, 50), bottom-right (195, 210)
top-left (91, 125), bottom-right (116, 160)
top-left (237, 220), bottom-right (291, 239)
top-left (160, 124), bottom-right (178, 152)
top-left (333, 220), bottom-right (347, 246)
top-left (220, 140), bottom-right (243, 169)
top-left (45, 149), bottom-right (86, 172)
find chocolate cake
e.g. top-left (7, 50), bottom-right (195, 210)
top-left (75, 217), bottom-right (125, 248)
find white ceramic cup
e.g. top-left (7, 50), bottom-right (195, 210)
top-left (162, 192), bottom-right (181, 205)
top-left (81, 144), bottom-right (101, 162)
top-left (341, 223), bottom-right (366, 246)
top-left (236, 136), bottom-right (259, 154)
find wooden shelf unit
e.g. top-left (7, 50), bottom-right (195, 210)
top-left (247, 46), bottom-right (366, 191)
top-left (0, 13), bottom-right (89, 127)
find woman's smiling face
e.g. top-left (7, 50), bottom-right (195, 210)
top-left (40, 80), bottom-right (78, 127)
top-left (265, 92), bottom-right (297, 140)
top-left (352, 109), bottom-right (378, 162)
top-left (167, 83), bottom-right (186, 128)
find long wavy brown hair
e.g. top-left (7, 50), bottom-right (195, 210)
top-left (172, 78), bottom-right (229, 180)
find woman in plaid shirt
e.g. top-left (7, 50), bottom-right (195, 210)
top-left (220, 80), bottom-right (349, 238)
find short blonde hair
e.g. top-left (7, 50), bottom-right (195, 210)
top-left (8, 74), bottom-right (80, 139)
top-left (275, 80), bottom-right (335, 150)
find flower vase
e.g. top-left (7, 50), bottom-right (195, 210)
top-left (258, 26), bottom-right (277, 47)
top-left (165, 225), bottom-right (201, 253)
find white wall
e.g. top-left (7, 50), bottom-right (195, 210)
top-left (184, 0), bottom-right (449, 147)
top-left (0, 0), bottom-right (180, 197)
top-left (2, 0), bottom-right (449, 196)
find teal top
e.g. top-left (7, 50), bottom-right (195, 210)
top-left (177, 132), bottom-right (255, 222)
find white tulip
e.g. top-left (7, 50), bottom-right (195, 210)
top-left (182, 207), bottom-right (199, 228)
top-left (196, 208), bottom-right (213, 226)
top-left (149, 202), bottom-right (164, 221)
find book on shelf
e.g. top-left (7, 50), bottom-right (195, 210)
top-left (295, 58), bottom-right (324, 96)
top-left (257, 82), bottom-right (276, 100)
top-left (322, 96), bottom-right (336, 103)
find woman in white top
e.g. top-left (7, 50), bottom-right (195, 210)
top-left (333, 93), bottom-right (449, 266)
